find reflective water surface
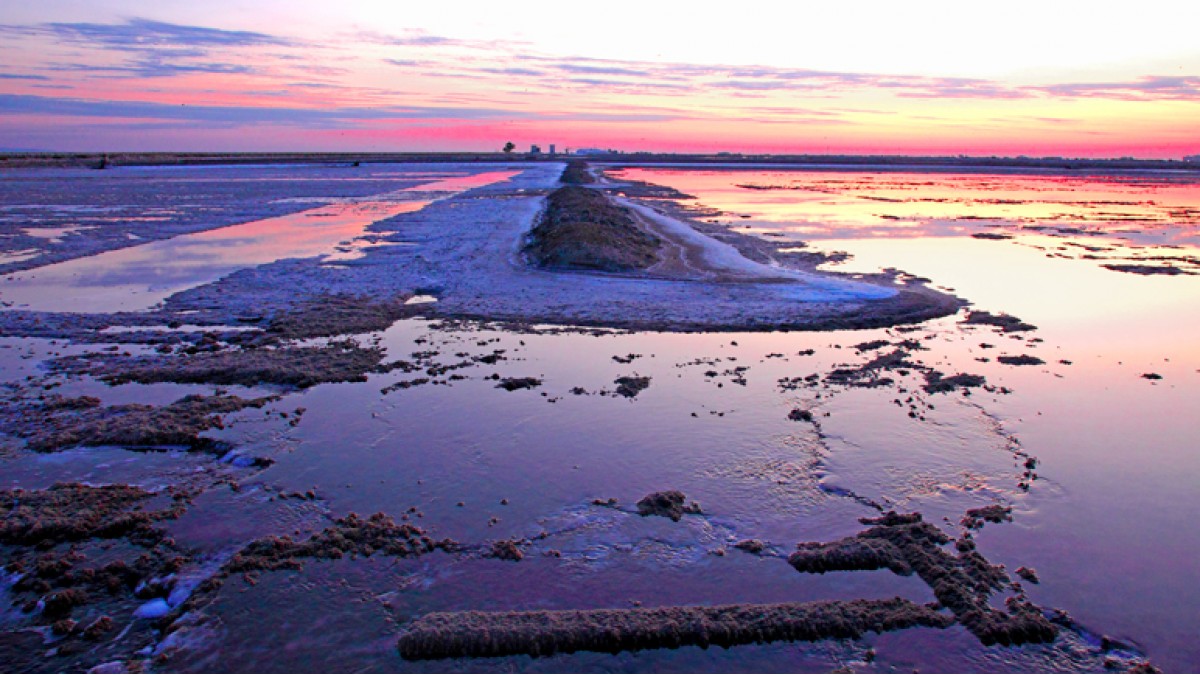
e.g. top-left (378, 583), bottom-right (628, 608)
top-left (1, 164), bottom-right (1198, 673)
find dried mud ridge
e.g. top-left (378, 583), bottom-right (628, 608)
top-left (789, 512), bottom-right (1056, 646)
top-left (396, 597), bottom-right (952, 660)
top-left (523, 184), bottom-right (662, 272)
top-left (393, 508), bottom-right (1073, 661)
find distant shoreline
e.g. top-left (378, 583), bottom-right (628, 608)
top-left (2, 151), bottom-right (1199, 175)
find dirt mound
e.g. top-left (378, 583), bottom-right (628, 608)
top-left (397, 597), bottom-right (952, 660)
top-left (524, 186), bottom-right (661, 272)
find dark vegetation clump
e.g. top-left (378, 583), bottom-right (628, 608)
top-left (1102, 263), bottom-right (1193, 276)
top-left (825, 349), bottom-right (914, 388)
top-left (523, 186), bottom-right (661, 272)
top-left (14, 394), bottom-right (273, 453)
top-left (559, 161), bottom-right (594, 185)
top-left (923, 372), bottom-right (987, 394)
top-left (997, 354), bottom-right (1045, 366)
top-left (0, 483), bottom-right (182, 547)
top-left (54, 342), bottom-right (390, 388)
top-left (265, 294), bottom-right (418, 339)
top-left (635, 491), bottom-right (701, 522)
top-left (496, 377), bottom-right (542, 391)
top-left (961, 505), bottom-right (1013, 529)
top-left (613, 375), bottom-right (651, 398)
top-left (485, 539), bottom-right (526, 562)
top-left (787, 408), bottom-right (814, 422)
top-left (226, 512), bottom-right (455, 573)
top-left (396, 597), bottom-right (952, 660)
top-left (733, 539), bottom-right (768, 555)
top-left (962, 311), bottom-right (1037, 333)
top-left (787, 511), bottom-right (1057, 646)
top-left (852, 339), bottom-right (891, 352)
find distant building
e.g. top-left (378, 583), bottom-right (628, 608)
top-left (575, 148), bottom-right (607, 156)
top-left (530, 144), bottom-right (541, 154)
top-left (1186, 154), bottom-right (1200, 163)
top-left (549, 144), bottom-right (556, 156)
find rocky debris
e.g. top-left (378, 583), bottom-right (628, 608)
top-left (788, 512), bottom-right (1057, 646)
top-left (53, 341), bottom-right (390, 388)
top-left (396, 597), bottom-right (952, 660)
top-left (733, 539), bottom-right (768, 555)
top-left (613, 375), bottom-right (651, 398)
top-left (1141, 372), bottom-right (1163, 380)
top-left (495, 377), bottom-right (542, 391)
top-left (971, 232), bottom-right (1013, 240)
top-left (787, 408), bottom-right (814, 422)
top-left (961, 505), bottom-right (1013, 529)
top-left (923, 372), bottom-right (987, 394)
top-left (997, 354), bottom-right (1045, 366)
top-left (1015, 566), bottom-right (1040, 584)
top-left (485, 539), bottom-right (525, 562)
top-left (523, 186), bottom-right (661, 272)
top-left (852, 339), bottom-right (891, 352)
top-left (635, 491), bottom-right (701, 522)
top-left (962, 311), bottom-right (1037, 333)
top-left (225, 512), bottom-right (455, 573)
top-left (12, 394), bottom-right (273, 453)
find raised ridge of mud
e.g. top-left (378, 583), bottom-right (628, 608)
top-left (523, 185), bottom-right (662, 272)
top-left (397, 597), bottom-right (951, 660)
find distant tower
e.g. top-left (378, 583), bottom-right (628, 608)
top-left (530, 144), bottom-right (542, 154)
top-left (549, 144), bottom-right (556, 156)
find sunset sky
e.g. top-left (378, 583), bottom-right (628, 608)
top-left (1, 1), bottom-right (1198, 157)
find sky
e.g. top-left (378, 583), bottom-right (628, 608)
top-left (1, 1), bottom-right (1198, 157)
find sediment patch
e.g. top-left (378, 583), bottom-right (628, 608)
top-left (225, 512), bottom-right (456, 573)
top-left (53, 341), bottom-right (390, 388)
top-left (9, 394), bottom-right (274, 453)
top-left (396, 597), bottom-right (952, 660)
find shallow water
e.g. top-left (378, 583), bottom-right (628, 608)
top-left (0, 169), bottom-right (519, 313)
top-left (2, 163), bottom-right (1198, 672)
top-left (613, 167), bottom-right (1200, 671)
